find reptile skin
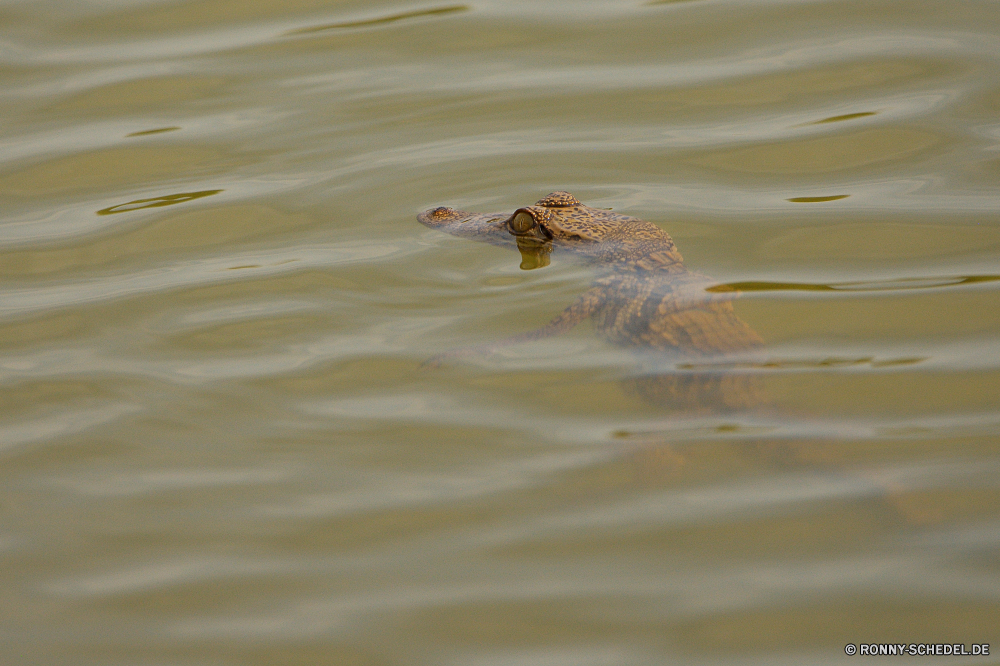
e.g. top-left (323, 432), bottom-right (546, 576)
top-left (418, 192), bottom-right (764, 411)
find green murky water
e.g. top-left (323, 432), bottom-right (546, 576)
top-left (3, 1), bottom-right (1000, 663)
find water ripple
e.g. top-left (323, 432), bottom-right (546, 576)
top-left (0, 242), bottom-right (408, 318)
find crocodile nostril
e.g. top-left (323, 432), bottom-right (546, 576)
top-left (508, 211), bottom-right (536, 234)
top-left (431, 206), bottom-right (452, 217)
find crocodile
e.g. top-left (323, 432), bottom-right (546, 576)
top-left (417, 192), bottom-right (765, 411)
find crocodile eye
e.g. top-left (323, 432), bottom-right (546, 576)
top-left (508, 211), bottom-right (536, 234)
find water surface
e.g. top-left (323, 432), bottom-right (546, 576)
top-left (2, 0), bottom-right (1000, 663)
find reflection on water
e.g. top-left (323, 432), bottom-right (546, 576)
top-left (678, 355), bottom-right (927, 371)
top-left (710, 274), bottom-right (1000, 293)
top-left (807, 111), bottom-right (879, 125)
top-left (2, 0), bottom-right (1000, 663)
top-left (285, 5), bottom-right (469, 35)
top-left (96, 189), bottom-right (223, 215)
top-left (125, 126), bottom-right (182, 137)
top-left (786, 194), bottom-right (850, 202)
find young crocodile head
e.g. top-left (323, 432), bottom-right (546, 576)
top-left (417, 192), bottom-right (684, 271)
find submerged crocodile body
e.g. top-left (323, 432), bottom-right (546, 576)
top-left (417, 192), bottom-right (764, 411)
